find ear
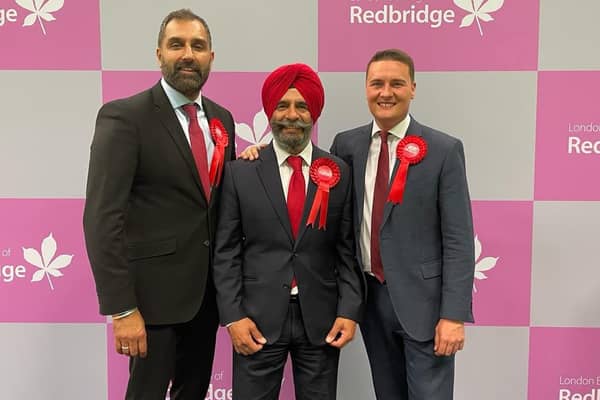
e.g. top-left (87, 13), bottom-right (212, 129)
top-left (156, 47), bottom-right (162, 67)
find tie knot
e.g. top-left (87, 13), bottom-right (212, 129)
top-left (287, 155), bottom-right (303, 172)
top-left (380, 130), bottom-right (389, 142)
top-left (182, 103), bottom-right (197, 119)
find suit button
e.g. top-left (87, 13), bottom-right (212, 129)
top-left (292, 253), bottom-right (297, 258)
top-left (203, 240), bottom-right (210, 247)
top-left (282, 284), bottom-right (289, 289)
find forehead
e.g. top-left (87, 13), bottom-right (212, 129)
top-left (367, 60), bottom-right (411, 80)
top-left (279, 87), bottom-right (306, 103)
top-left (162, 19), bottom-right (208, 42)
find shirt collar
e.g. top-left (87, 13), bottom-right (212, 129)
top-left (371, 114), bottom-right (411, 140)
top-left (273, 139), bottom-right (313, 168)
top-left (161, 78), bottom-right (203, 111)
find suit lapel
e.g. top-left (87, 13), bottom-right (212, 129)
top-left (151, 83), bottom-right (208, 205)
top-left (353, 125), bottom-right (372, 228)
top-left (382, 117), bottom-right (423, 224)
top-left (257, 145), bottom-right (294, 244)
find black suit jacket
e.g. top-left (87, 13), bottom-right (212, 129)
top-left (212, 144), bottom-right (364, 345)
top-left (83, 82), bottom-right (236, 325)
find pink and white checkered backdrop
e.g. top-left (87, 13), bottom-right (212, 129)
top-left (1, 1), bottom-right (599, 399)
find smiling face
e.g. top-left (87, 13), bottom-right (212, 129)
top-left (366, 59), bottom-right (416, 131)
top-left (270, 88), bottom-right (313, 155)
top-left (156, 18), bottom-right (214, 100)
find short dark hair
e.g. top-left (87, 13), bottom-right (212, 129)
top-left (366, 49), bottom-right (415, 82)
top-left (157, 9), bottom-right (212, 48)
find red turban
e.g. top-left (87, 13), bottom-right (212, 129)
top-left (261, 63), bottom-right (325, 122)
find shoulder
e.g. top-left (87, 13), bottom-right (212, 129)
top-left (98, 87), bottom-right (154, 118)
top-left (416, 120), bottom-right (463, 151)
top-left (334, 123), bottom-right (371, 143)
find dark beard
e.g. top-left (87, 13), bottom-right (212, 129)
top-left (271, 118), bottom-right (313, 155)
top-left (161, 60), bottom-right (210, 98)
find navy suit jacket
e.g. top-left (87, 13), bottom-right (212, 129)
top-left (331, 117), bottom-right (474, 341)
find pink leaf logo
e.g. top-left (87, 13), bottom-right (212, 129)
top-left (15, 0), bottom-right (64, 36)
top-left (473, 234), bottom-right (499, 292)
top-left (23, 233), bottom-right (73, 290)
top-left (235, 109), bottom-right (273, 146)
top-left (454, 0), bottom-right (504, 36)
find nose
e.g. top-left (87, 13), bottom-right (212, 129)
top-left (380, 83), bottom-right (392, 97)
top-left (285, 105), bottom-right (300, 120)
top-left (181, 45), bottom-right (193, 59)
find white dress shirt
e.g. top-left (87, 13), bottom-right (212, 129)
top-left (160, 78), bottom-right (215, 162)
top-left (360, 115), bottom-right (411, 273)
top-left (272, 140), bottom-right (312, 295)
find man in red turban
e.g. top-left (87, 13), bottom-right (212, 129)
top-left (213, 63), bottom-right (364, 399)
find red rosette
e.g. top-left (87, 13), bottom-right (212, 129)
top-left (387, 135), bottom-right (427, 204)
top-left (209, 118), bottom-right (229, 187)
top-left (307, 158), bottom-right (341, 229)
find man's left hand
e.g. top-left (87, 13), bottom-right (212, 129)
top-left (434, 318), bottom-right (465, 356)
top-left (326, 317), bottom-right (357, 348)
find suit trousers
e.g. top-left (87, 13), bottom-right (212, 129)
top-left (361, 274), bottom-right (455, 400)
top-left (125, 283), bottom-right (219, 400)
top-left (233, 300), bottom-right (340, 400)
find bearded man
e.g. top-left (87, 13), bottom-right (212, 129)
top-left (83, 9), bottom-right (236, 400)
top-left (212, 63), bottom-right (364, 400)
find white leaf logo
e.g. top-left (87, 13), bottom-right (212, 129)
top-left (473, 234), bottom-right (499, 292)
top-left (23, 233), bottom-right (73, 290)
top-left (454, 0), bottom-right (504, 36)
top-left (15, 0), bottom-right (64, 36)
top-left (235, 109), bottom-right (273, 145)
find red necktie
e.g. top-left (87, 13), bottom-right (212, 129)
top-left (370, 131), bottom-right (389, 283)
top-left (286, 155), bottom-right (305, 290)
top-left (182, 104), bottom-right (211, 200)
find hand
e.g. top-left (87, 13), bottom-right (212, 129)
top-left (113, 309), bottom-right (147, 358)
top-left (227, 317), bottom-right (267, 356)
top-left (434, 318), bottom-right (465, 356)
top-left (325, 317), bottom-right (357, 348)
top-left (238, 144), bottom-right (267, 160)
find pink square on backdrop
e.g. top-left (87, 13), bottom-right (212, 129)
top-left (0, 0), bottom-right (100, 69)
top-left (0, 199), bottom-right (102, 322)
top-left (529, 327), bottom-right (600, 400)
top-left (108, 327), bottom-right (296, 399)
top-left (471, 201), bottom-right (533, 326)
top-left (534, 71), bottom-right (600, 200)
top-left (318, 0), bottom-right (539, 71)
top-left (102, 71), bottom-right (318, 153)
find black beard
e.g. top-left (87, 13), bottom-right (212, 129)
top-left (161, 60), bottom-right (210, 97)
top-left (270, 118), bottom-right (313, 155)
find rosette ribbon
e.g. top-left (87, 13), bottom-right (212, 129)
top-left (387, 135), bottom-right (427, 204)
top-left (307, 158), bottom-right (341, 230)
top-left (209, 118), bottom-right (229, 187)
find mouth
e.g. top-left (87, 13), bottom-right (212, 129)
top-left (377, 102), bottom-right (396, 109)
top-left (282, 127), bottom-right (303, 134)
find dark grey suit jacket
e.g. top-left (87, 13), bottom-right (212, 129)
top-left (331, 117), bottom-right (475, 341)
top-left (83, 82), bottom-right (236, 325)
top-left (212, 144), bottom-right (364, 345)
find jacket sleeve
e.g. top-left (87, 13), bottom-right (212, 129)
top-left (212, 162), bottom-right (247, 325)
top-left (83, 101), bottom-right (138, 315)
top-left (439, 139), bottom-right (475, 323)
